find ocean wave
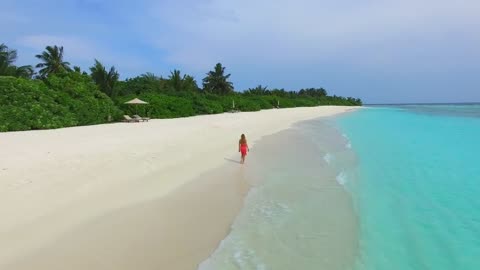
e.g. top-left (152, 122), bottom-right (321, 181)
top-left (323, 153), bottom-right (333, 164)
top-left (250, 199), bottom-right (291, 222)
top-left (342, 133), bottom-right (352, 148)
top-left (198, 234), bottom-right (267, 270)
top-left (232, 245), bottom-right (266, 270)
top-left (336, 171), bottom-right (347, 186)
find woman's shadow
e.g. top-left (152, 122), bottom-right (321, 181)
top-left (224, 158), bottom-right (241, 164)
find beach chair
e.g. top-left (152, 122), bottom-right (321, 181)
top-left (123, 115), bottom-right (139, 123)
top-left (133, 115), bottom-right (150, 122)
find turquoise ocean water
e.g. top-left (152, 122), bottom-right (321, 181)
top-left (200, 105), bottom-right (480, 270)
top-left (338, 105), bottom-right (480, 270)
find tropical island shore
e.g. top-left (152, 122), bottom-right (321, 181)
top-left (0, 106), bottom-right (356, 269)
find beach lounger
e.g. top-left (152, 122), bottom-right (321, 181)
top-left (133, 115), bottom-right (150, 122)
top-left (123, 115), bottom-right (139, 123)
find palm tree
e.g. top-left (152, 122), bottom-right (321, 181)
top-left (0, 43), bottom-right (34, 78)
top-left (141, 72), bottom-right (160, 81)
top-left (168, 69), bottom-right (184, 92)
top-left (202, 63), bottom-right (234, 95)
top-left (14, 65), bottom-right (34, 78)
top-left (0, 43), bottom-right (16, 72)
top-left (183, 75), bottom-right (200, 92)
top-left (90, 59), bottom-right (119, 98)
top-left (167, 70), bottom-right (200, 92)
top-left (73, 65), bottom-right (89, 76)
top-left (35, 45), bottom-right (71, 77)
top-left (246, 85), bottom-right (269, 95)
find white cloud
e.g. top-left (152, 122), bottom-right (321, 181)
top-left (141, 0), bottom-right (480, 71)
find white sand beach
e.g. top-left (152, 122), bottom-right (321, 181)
top-left (0, 106), bottom-right (356, 269)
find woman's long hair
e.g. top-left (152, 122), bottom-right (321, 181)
top-left (239, 134), bottom-right (247, 144)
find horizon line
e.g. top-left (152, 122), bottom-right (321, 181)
top-left (365, 102), bottom-right (480, 106)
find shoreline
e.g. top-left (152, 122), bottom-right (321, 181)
top-left (199, 117), bottom-right (359, 269)
top-left (0, 106), bottom-right (358, 269)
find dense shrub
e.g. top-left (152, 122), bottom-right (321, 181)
top-left (1, 72), bottom-right (362, 132)
top-left (192, 95), bottom-right (224, 114)
top-left (118, 93), bottom-right (195, 119)
top-left (0, 74), bottom-right (121, 132)
top-left (0, 76), bottom-right (73, 131)
top-left (147, 94), bottom-right (195, 118)
top-left (45, 73), bottom-right (122, 124)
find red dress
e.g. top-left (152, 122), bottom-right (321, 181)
top-left (240, 143), bottom-right (248, 156)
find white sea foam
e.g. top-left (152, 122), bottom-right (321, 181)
top-left (341, 133), bottom-right (352, 148)
top-left (336, 171), bottom-right (347, 186)
top-left (198, 187), bottom-right (286, 270)
top-left (251, 199), bottom-right (291, 222)
top-left (323, 153), bottom-right (333, 164)
top-left (232, 246), bottom-right (266, 270)
top-left (199, 236), bottom-right (267, 270)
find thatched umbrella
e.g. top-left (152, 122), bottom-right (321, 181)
top-left (125, 98), bottom-right (148, 115)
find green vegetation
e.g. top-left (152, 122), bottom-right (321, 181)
top-left (0, 44), bottom-right (34, 79)
top-left (90, 59), bottom-right (120, 98)
top-left (202, 63), bottom-right (234, 95)
top-left (0, 43), bottom-right (362, 132)
top-left (0, 73), bottom-right (120, 132)
top-left (35, 45), bottom-right (72, 78)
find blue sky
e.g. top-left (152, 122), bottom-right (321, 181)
top-left (2, 0), bottom-right (479, 103)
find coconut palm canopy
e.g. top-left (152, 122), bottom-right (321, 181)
top-left (124, 98), bottom-right (148, 104)
top-left (35, 45), bottom-right (71, 78)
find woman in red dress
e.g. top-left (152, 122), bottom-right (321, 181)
top-left (239, 134), bottom-right (250, 164)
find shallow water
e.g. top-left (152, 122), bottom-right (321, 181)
top-left (198, 119), bottom-right (358, 270)
top-left (200, 104), bottom-right (480, 270)
top-left (338, 105), bottom-right (480, 270)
